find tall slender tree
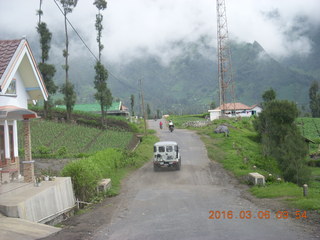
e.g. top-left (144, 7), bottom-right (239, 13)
top-left (130, 94), bottom-right (135, 116)
top-left (309, 81), bottom-right (320, 118)
top-left (93, 0), bottom-right (112, 126)
top-left (59, 0), bottom-right (78, 121)
top-left (36, 0), bottom-right (57, 118)
top-left (147, 103), bottom-right (151, 119)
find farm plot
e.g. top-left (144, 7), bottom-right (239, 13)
top-left (18, 120), bottom-right (67, 148)
top-left (296, 117), bottom-right (320, 139)
top-left (87, 130), bottom-right (133, 153)
top-left (18, 119), bottom-right (133, 157)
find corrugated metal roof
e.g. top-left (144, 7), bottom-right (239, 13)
top-left (56, 102), bottom-right (122, 112)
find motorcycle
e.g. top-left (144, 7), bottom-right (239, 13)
top-left (169, 125), bottom-right (174, 132)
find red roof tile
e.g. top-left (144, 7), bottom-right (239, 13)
top-left (215, 102), bottom-right (251, 110)
top-left (0, 39), bottom-right (21, 80)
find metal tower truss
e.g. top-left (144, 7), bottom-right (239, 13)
top-left (216, 0), bottom-right (235, 114)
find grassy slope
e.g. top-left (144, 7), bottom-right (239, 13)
top-left (296, 117), bottom-right (320, 154)
top-left (173, 115), bottom-right (320, 211)
top-left (18, 119), bottom-right (133, 158)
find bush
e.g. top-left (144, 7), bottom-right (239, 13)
top-left (57, 146), bottom-right (68, 156)
top-left (61, 134), bottom-right (158, 202)
top-left (254, 99), bottom-right (310, 185)
top-left (61, 158), bottom-right (103, 201)
top-left (38, 145), bottom-right (51, 156)
top-left (308, 159), bottom-right (320, 167)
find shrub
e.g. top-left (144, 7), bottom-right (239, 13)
top-left (61, 159), bottom-right (102, 201)
top-left (57, 146), bottom-right (68, 156)
top-left (61, 134), bottom-right (158, 202)
top-left (38, 145), bottom-right (51, 155)
top-left (308, 159), bottom-right (320, 167)
top-left (254, 98), bottom-right (310, 185)
top-left (61, 148), bottom-right (125, 201)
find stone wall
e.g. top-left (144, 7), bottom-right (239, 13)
top-left (182, 121), bottom-right (210, 128)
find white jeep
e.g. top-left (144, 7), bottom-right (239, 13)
top-left (153, 141), bottom-right (181, 171)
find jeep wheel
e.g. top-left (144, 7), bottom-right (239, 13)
top-left (176, 163), bottom-right (180, 171)
top-left (153, 164), bottom-right (158, 172)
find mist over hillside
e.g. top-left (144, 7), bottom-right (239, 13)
top-left (4, 30), bottom-right (320, 115)
top-left (43, 35), bottom-right (318, 115)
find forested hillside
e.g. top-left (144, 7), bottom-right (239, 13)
top-left (25, 28), bottom-right (320, 115)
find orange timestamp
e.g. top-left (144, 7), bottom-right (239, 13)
top-left (208, 210), bottom-right (307, 220)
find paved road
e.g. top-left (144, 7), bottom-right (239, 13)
top-left (92, 120), bottom-right (318, 240)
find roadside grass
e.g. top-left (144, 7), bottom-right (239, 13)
top-left (196, 118), bottom-right (281, 178)
top-left (173, 114), bottom-right (320, 211)
top-left (62, 133), bottom-right (158, 202)
top-left (167, 114), bottom-right (207, 128)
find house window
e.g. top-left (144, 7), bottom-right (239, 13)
top-left (5, 79), bottom-right (16, 95)
top-left (0, 125), bottom-right (6, 166)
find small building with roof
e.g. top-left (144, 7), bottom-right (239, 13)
top-left (0, 38), bottom-right (48, 184)
top-left (208, 102), bottom-right (262, 121)
top-left (0, 38), bottom-right (76, 226)
top-left (56, 101), bottom-right (130, 117)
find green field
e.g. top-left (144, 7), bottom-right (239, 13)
top-left (18, 119), bottom-right (133, 158)
top-left (170, 115), bottom-right (320, 210)
top-left (296, 117), bottom-right (320, 140)
top-left (296, 117), bottom-right (320, 154)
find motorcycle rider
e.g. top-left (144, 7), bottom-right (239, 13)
top-left (168, 120), bottom-right (174, 132)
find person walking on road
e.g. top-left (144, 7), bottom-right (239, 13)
top-left (159, 121), bottom-right (163, 130)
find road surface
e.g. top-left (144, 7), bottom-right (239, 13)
top-left (90, 120), bottom-right (318, 240)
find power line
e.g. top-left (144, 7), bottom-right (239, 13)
top-left (53, 0), bottom-right (98, 62)
top-left (52, 0), bottom-right (139, 93)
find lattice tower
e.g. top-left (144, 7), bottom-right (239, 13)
top-left (216, 0), bottom-right (235, 114)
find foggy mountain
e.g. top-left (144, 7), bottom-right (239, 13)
top-left (27, 29), bottom-right (320, 115)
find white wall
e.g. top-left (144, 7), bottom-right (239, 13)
top-left (209, 110), bottom-right (221, 121)
top-left (0, 71), bottom-right (29, 108)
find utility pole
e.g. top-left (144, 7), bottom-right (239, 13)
top-left (216, 0), bottom-right (235, 116)
top-left (139, 79), bottom-right (147, 135)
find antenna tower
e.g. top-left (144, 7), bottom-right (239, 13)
top-left (216, 0), bottom-right (235, 114)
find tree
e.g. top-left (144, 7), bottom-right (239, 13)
top-left (36, 0), bottom-right (57, 118)
top-left (309, 81), bottom-right (320, 118)
top-left (262, 88), bottom-right (276, 104)
top-left (130, 94), bottom-right (135, 116)
top-left (210, 101), bottom-right (216, 109)
top-left (94, 62), bottom-right (112, 125)
top-left (147, 103), bottom-right (151, 119)
top-left (93, 0), bottom-right (112, 126)
top-left (254, 90), bottom-right (310, 185)
top-left (59, 0), bottom-right (78, 121)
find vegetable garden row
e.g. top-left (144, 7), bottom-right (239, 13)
top-left (296, 117), bottom-right (320, 140)
top-left (18, 119), bottom-right (133, 158)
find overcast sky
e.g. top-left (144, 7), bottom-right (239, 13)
top-left (0, 0), bottom-right (319, 65)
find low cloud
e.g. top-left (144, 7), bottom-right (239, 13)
top-left (0, 0), bottom-right (319, 64)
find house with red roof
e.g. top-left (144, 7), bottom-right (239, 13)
top-left (208, 102), bottom-right (262, 121)
top-left (0, 38), bottom-right (48, 184)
